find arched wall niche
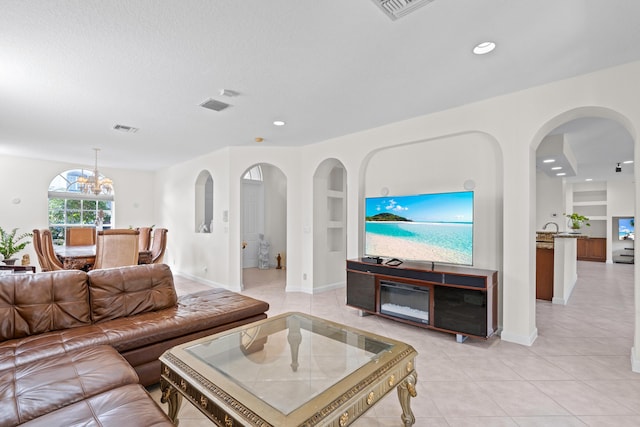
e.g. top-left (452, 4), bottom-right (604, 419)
top-left (313, 158), bottom-right (347, 291)
top-left (361, 131), bottom-right (503, 272)
top-left (195, 170), bottom-right (213, 233)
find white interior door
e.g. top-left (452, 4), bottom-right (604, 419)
top-left (242, 180), bottom-right (264, 268)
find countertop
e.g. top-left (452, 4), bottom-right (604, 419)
top-left (536, 231), bottom-right (588, 249)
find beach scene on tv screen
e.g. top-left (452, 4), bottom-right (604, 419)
top-left (365, 191), bottom-right (473, 265)
top-left (619, 218), bottom-right (635, 240)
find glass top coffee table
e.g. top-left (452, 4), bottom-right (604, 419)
top-left (160, 312), bottom-right (418, 426)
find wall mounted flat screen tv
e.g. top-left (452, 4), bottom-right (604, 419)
top-left (365, 191), bottom-right (474, 265)
top-left (618, 217), bottom-right (634, 240)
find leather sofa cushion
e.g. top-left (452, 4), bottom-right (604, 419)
top-left (19, 384), bottom-right (173, 427)
top-left (88, 263), bottom-right (177, 323)
top-left (0, 270), bottom-right (91, 341)
top-left (0, 324), bottom-right (110, 372)
top-left (0, 345), bottom-right (138, 427)
top-left (0, 288), bottom-right (269, 372)
top-left (93, 288), bottom-right (270, 353)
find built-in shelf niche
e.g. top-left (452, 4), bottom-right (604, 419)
top-left (326, 166), bottom-right (345, 251)
top-left (313, 159), bottom-right (347, 287)
top-left (571, 182), bottom-right (607, 237)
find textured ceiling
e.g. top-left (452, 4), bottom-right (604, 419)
top-left (1, 0), bottom-right (639, 174)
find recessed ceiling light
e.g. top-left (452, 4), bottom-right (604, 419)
top-left (556, 172), bottom-right (566, 176)
top-left (543, 159), bottom-right (555, 163)
top-left (219, 89), bottom-right (238, 97)
top-left (551, 166), bottom-right (562, 170)
top-left (473, 41), bottom-right (496, 55)
top-left (623, 160), bottom-right (634, 164)
top-left (585, 178), bottom-right (593, 181)
top-left (273, 120), bottom-right (286, 126)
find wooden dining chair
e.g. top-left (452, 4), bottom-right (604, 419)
top-left (66, 227), bottom-right (96, 246)
top-left (41, 229), bottom-right (64, 271)
top-left (93, 229), bottom-right (139, 270)
top-left (136, 227), bottom-right (153, 252)
top-left (32, 229), bottom-right (50, 272)
top-left (150, 228), bottom-right (168, 264)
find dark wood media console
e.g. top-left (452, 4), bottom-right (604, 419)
top-left (346, 259), bottom-right (498, 341)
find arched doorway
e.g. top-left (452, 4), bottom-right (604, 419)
top-left (532, 109), bottom-right (637, 370)
top-left (240, 163), bottom-right (287, 289)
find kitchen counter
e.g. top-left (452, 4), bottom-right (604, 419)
top-left (535, 232), bottom-right (586, 304)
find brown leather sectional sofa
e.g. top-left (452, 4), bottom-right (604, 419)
top-left (0, 264), bottom-right (269, 426)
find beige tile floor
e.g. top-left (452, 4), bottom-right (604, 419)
top-left (150, 261), bottom-right (640, 426)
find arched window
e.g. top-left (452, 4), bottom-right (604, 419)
top-left (48, 169), bottom-right (114, 245)
top-left (243, 165), bottom-right (263, 181)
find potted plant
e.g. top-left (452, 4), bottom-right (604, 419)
top-left (564, 213), bottom-right (590, 233)
top-left (0, 227), bottom-right (32, 265)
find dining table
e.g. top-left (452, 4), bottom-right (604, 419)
top-left (55, 245), bottom-right (152, 270)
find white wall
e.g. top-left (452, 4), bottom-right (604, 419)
top-left (365, 133), bottom-right (502, 271)
top-left (262, 164), bottom-right (287, 268)
top-left (536, 172), bottom-right (565, 231)
top-left (156, 60), bottom-right (640, 354)
top-left (0, 155), bottom-right (156, 269)
top-left (7, 60), bottom-right (640, 363)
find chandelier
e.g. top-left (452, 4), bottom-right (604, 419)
top-left (76, 148), bottom-right (113, 195)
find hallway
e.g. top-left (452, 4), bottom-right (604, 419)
top-left (165, 262), bottom-right (640, 426)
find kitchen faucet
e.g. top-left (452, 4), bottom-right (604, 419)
top-left (543, 222), bottom-right (559, 233)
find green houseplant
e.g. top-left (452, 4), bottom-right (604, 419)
top-left (0, 227), bottom-right (32, 265)
top-left (564, 213), bottom-right (590, 232)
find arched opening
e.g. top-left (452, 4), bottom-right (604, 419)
top-left (534, 112), bottom-right (635, 323)
top-left (240, 163), bottom-right (287, 290)
top-left (313, 159), bottom-right (347, 291)
top-left (195, 170), bottom-right (214, 233)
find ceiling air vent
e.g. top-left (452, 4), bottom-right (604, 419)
top-left (200, 98), bottom-right (231, 112)
top-left (371, 0), bottom-right (435, 20)
top-left (113, 124), bottom-right (138, 133)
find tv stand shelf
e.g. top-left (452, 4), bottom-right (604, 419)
top-left (346, 259), bottom-right (498, 340)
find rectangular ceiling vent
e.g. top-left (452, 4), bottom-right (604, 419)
top-left (200, 98), bottom-right (231, 112)
top-left (113, 124), bottom-right (138, 133)
top-left (372, 0), bottom-right (435, 20)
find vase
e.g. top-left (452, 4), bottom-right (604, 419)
top-left (568, 219), bottom-right (582, 233)
top-left (2, 258), bottom-right (17, 265)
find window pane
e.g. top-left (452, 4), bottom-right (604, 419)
top-left (98, 200), bottom-right (112, 210)
top-left (67, 199), bottom-right (81, 210)
top-left (84, 211), bottom-right (97, 224)
top-left (50, 227), bottom-right (64, 245)
top-left (83, 200), bottom-right (97, 210)
top-left (49, 210), bottom-right (65, 224)
top-left (49, 198), bottom-right (65, 210)
top-left (67, 211), bottom-right (81, 224)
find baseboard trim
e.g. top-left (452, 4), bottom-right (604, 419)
top-left (174, 272), bottom-right (231, 290)
top-left (312, 281), bottom-right (345, 294)
top-left (500, 327), bottom-right (538, 346)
